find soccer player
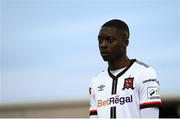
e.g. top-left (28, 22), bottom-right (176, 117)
top-left (89, 19), bottom-right (161, 118)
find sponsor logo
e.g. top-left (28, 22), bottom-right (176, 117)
top-left (147, 87), bottom-right (160, 99)
top-left (97, 95), bottom-right (133, 107)
top-left (122, 77), bottom-right (134, 90)
top-left (98, 85), bottom-right (105, 91)
top-left (143, 78), bottom-right (160, 85)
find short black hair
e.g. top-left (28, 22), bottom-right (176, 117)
top-left (101, 19), bottom-right (130, 40)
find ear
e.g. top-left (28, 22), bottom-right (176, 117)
top-left (121, 39), bottom-right (129, 47)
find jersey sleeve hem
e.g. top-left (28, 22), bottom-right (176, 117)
top-left (140, 101), bottom-right (161, 109)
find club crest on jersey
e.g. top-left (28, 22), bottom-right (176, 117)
top-left (122, 77), bottom-right (134, 90)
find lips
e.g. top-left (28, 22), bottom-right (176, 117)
top-left (100, 51), bottom-right (109, 55)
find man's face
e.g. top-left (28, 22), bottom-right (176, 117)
top-left (98, 26), bottom-right (124, 62)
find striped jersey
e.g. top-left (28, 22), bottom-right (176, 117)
top-left (89, 59), bottom-right (161, 118)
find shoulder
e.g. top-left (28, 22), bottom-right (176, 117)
top-left (135, 60), bottom-right (150, 68)
top-left (134, 59), bottom-right (157, 79)
top-left (92, 70), bottom-right (107, 81)
top-left (134, 59), bottom-right (157, 75)
top-left (90, 70), bottom-right (108, 85)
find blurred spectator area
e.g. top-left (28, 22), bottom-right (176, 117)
top-left (0, 96), bottom-right (180, 118)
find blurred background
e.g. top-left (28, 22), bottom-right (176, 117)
top-left (0, 0), bottom-right (180, 118)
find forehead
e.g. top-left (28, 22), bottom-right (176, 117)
top-left (98, 26), bottom-right (119, 37)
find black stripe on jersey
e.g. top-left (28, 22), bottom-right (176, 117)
top-left (140, 103), bottom-right (161, 109)
top-left (89, 110), bottom-right (98, 116)
top-left (110, 107), bottom-right (116, 118)
top-left (108, 59), bottom-right (136, 118)
top-left (140, 102), bottom-right (161, 109)
top-left (111, 78), bottom-right (118, 94)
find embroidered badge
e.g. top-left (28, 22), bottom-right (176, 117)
top-left (122, 77), bottom-right (134, 90)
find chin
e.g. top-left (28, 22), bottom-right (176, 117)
top-left (102, 56), bottom-right (110, 61)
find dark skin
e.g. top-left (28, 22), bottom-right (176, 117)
top-left (98, 26), bottom-right (131, 70)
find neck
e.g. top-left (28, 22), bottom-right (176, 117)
top-left (108, 55), bottom-right (130, 71)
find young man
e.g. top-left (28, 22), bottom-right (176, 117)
top-left (89, 19), bottom-right (161, 118)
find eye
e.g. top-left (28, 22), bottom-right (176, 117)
top-left (98, 37), bottom-right (103, 43)
top-left (106, 36), bottom-right (115, 43)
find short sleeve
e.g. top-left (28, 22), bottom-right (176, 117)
top-left (89, 80), bottom-right (98, 118)
top-left (139, 67), bottom-right (161, 109)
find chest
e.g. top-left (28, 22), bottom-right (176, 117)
top-left (95, 73), bottom-right (140, 100)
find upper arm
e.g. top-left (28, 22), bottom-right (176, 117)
top-left (139, 68), bottom-right (161, 109)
